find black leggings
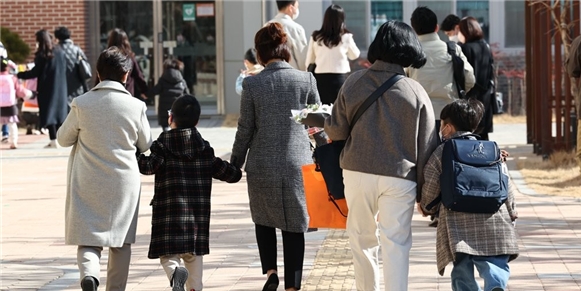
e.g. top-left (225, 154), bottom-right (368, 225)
top-left (255, 224), bottom-right (305, 290)
top-left (47, 124), bottom-right (61, 140)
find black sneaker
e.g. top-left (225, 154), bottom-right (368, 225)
top-left (429, 217), bottom-right (439, 227)
top-left (262, 273), bottom-right (279, 291)
top-left (171, 267), bottom-right (189, 291)
top-left (81, 276), bottom-right (98, 291)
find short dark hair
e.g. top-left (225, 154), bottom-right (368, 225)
top-left (459, 16), bottom-right (484, 42)
top-left (244, 48), bottom-right (258, 65)
top-left (276, 0), bottom-right (296, 11)
top-left (367, 20), bottom-right (426, 68)
top-left (96, 46), bottom-right (133, 83)
top-left (254, 22), bottom-right (291, 65)
top-left (171, 94), bottom-right (201, 128)
top-left (410, 6), bottom-right (438, 35)
top-left (441, 14), bottom-right (460, 32)
top-left (163, 57), bottom-right (184, 71)
top-left (54, 26), bottom-right (71, 41)
top-left (440, 99), bottom-right (485, 132)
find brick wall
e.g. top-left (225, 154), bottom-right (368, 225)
top-left (0, 0), bottom-right (88, 63)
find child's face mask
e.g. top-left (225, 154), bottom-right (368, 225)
top-left (439, 123), bottom-right (451, 141)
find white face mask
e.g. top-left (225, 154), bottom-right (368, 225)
top-left (439, 123), bottom-right (448, 142)
top-left (292, 8), bottom-right (300, 20)
top-left (449, 35), bottom-right (459, 43)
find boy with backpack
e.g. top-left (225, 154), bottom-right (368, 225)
top-left (418, 99), bottom-right (519, 291)
top-left (137, 95), bottom-right (242, 291)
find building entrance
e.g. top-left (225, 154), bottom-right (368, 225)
top-left (99, 1), bottom-right (219, 114)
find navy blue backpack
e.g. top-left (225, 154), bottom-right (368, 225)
top-left (435, 135), bottom-right (508, 214)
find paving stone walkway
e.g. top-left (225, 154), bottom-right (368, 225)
top-left (1, 120), bottom-right (579, 290)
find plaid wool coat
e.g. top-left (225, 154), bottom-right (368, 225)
top-left (420, 132), bottom-right (519, 275)
top-left (231, 61), bottom-right (320, 233)
top-left (138, 128), bottom-right (242, 258)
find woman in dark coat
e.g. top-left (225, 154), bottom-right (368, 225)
top-left (17, 29), bottom-right (68, 148)
top-left (146, 57), bottom-right (189, 132)
top-left (103, 28), bottom-right (149, 99)
top-left (458, 16), bottom-right (495, 140)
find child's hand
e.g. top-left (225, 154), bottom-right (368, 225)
top-left (416, 203), bottom-right (428, 217)
top-left (500, 150), bottom-right (510, 161)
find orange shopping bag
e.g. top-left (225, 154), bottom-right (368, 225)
top-left (302, 164), bottom-right (348, 229)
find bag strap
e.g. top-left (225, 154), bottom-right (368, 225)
top-left (446, 41), bottom-right (466, 99)
top-left (349, 73), bottom-right (404, 133)
top-left (328, 195), bottom-right (348, 217)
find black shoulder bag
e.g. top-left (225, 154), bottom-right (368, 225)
top-left (313, 73), bottom-right (404, 200)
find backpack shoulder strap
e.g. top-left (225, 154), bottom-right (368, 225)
top-left (446, 41), bottom-right (457, 56)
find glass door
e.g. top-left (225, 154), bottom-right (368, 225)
top-left (99, 1), bottom-right (154, 101)
top-left (160, 1), bottom-right (218, 115)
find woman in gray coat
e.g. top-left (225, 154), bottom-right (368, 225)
top-left (57, 47), bottom-right (152, 291)
top-left (230, 22), bottom-right (320, 291)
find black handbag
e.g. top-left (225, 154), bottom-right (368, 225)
top-left (313, 73), bottom-right (404, 200)
top-left (76, 49), bottom-right (92, 81)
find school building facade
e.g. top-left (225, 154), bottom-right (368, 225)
top-left (0, 0), bottom-right (526, 115)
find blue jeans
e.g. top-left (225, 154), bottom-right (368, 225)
top-left (2, 124), bottom-right (8, 137)
top-left (451, 253), bottom-right (510, 291)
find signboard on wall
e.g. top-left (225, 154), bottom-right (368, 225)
top-left (196, 3), bottom-right (214, 17)
top-left (183, 3), bottom-right (196, 21)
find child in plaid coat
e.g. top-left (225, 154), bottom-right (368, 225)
top-left (138, 95), bottom-right (242, 291)
top-left (419, 99), bottom-right (518, 291)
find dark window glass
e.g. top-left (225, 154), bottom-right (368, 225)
top-left (457, 0), bottom-right (489, 41)
top-left (505, 1), bottom-right (525, 47)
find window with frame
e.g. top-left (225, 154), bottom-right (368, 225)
top-left (456, 0), bottom-right (490, 41)
top-left (370, 0), bottom-right (403, 43)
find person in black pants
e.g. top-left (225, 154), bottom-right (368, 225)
top-left (305, 4), bottom-right (360, 105)
top-left (255, 224), bottom-right (305, 291)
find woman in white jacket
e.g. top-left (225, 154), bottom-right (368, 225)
top-left (57, 47), bottom-right (152, 291)
top-left (305, 4), bottom-right (360, 105)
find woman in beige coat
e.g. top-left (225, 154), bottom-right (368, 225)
top-left (57, 47), bottom-right (152, 291)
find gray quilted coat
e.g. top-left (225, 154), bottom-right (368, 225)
top-left (231, 61), bottom-right (320, 233)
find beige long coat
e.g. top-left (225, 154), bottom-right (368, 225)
top-left (57, 81), bottom-right (152, 247)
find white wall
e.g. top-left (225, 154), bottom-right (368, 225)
top-left (221, 0), bottom-right (325, 114)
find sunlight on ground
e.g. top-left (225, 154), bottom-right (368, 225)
top-left (223, 114), bottom-right (239, 127)
top-left (516, 150), bottom-right (581, 197)
top-left (494, 114), bottom-right (527, 124)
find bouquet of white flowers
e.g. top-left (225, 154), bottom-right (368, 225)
top-left (290, 104), bottom-right (332, 126)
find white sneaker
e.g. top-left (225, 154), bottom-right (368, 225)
top-left (44, 140), bottom-right (58, 148)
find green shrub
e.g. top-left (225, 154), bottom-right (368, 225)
top-left (1, 27), bottom-right (31, 63)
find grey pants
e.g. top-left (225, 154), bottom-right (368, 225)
top-left (77, 244), bottom-right (131, 291)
